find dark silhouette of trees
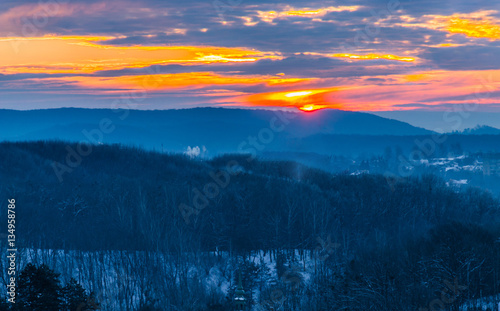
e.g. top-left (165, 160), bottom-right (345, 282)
top-left (62, 278), bottom-right (99, 311)
top-left (16, 264), bottom-right (63, 311)
top-left (10, 264), bottom-right (97, 311)
top-left (1, 141), bottom-right (500, 310)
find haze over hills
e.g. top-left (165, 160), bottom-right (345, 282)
top-left (3, 108), bottom-right (500, 158)
top-left (0, 107), bottom-right (431, 152)
top-left (371, 110), bottom-right (500, 132)
top-left (458, 125), bottom-right (500, 135)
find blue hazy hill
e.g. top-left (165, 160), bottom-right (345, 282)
top-left (0, 107), bottom-right (432, 154)
top-left (458, 125), bottom-right (500, 135)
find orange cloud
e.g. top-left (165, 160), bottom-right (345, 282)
top-left (46, 72), bottom-right (310, 91)
top-left (0, 36), bottom-right (282, 74)
top-left (228, 69), bottom-right (500, 112)
top-left (333, 70), bottom-right (500, 111)
top-left (302, 52), bottom-right (415, 62)
top-left (404, 73), bottom-right (428, 82)
top-left (331, 53), bottom-right (415, 62)
top-left (447, 17), bottom-right (500, 40)
top-left (393, 10), bottom-right (500, 42)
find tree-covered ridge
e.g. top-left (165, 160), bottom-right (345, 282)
top-left (1, 141), bottom-right (498, 252)
top-left (0, 141), bottom-right (499, 310)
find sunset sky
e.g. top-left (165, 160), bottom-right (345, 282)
top-left (0, 0), bottom-right (499, 112)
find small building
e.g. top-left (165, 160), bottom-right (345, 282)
top-left (483, 153), bottom-right (500, 176)
top-left (234, 271), bottom-right (246, 310)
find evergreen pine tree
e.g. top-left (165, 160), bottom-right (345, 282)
top-left (61, 278), bottom-right (88, 311)
top-left (16, 263), bottom-right (63, 311)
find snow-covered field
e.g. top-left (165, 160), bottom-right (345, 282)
top-left (2, 245), bottom-right (498, 310)
top-left (1, 247), bottom-right (323, 310)
top-left (461, 295), bottom-right (500, 311)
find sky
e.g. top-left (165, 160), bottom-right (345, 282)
top-left (0, 0), bottom-right (499, 112)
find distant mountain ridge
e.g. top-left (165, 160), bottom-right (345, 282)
top-left (456, 125), bottom-right (500, 135)
top-left (0, 107), bottom-right (431, 140)
top-left (0, 107), bottom-right (443, 156)
top-left (3, 107), bottom-right (500, 156)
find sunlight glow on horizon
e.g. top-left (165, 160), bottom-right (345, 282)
top-left (298, 104), bottom-right (328, 112)
top-left (285, 91), bottom-right (314, 97)
top-left (0, 4), bottom-right (498, 111)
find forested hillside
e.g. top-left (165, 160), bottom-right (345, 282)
top-left (1, 141), bottom-right (499, 310)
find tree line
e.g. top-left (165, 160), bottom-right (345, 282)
top-left (0, 141), bottom-right (499, 310)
